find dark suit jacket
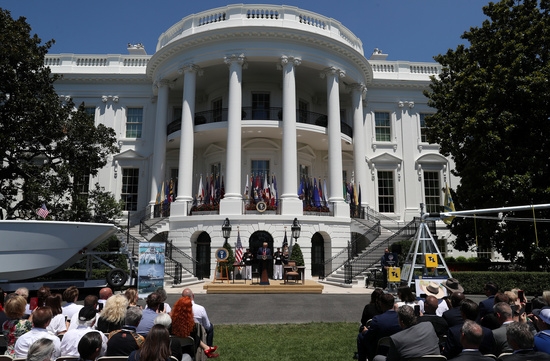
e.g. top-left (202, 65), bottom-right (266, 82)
top-left (479, 296), bottom-right (495, 320)
top-left (417, 314), bottom-right (449, 337)
top-left (453, 350), bottom-right (495, 361)
top-left (385, 322), bottom-right (440, 361)
top-left (443, 322), bottom-right (495, 359)
top-left (492, 323), bottom-right (513, 356)
top-left (499, 350), bottom-right (550, 361)
top-left (257, 247), bottom-right (271, 256)
top-left (443, 307), bottom-right (463, 328)
top-left (362, 310), bottom-right (401, 361)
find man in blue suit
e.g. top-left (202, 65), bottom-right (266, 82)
top-left (357, 293), bottom-right (401, 361)
top-left (478, 282), bottom-right (498, 321)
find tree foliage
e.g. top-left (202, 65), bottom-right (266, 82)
top-left (424, 0), bottom-right (550, 268)
top-left (0, 9), bottom-right (120, 221)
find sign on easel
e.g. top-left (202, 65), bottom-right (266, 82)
top-left (138, 242), bottom-right (165, 298)
top-left (388, 267), bottom-right (401, 282)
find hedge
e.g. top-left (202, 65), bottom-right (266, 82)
top-left (450, 271), bottom-right (550, 296)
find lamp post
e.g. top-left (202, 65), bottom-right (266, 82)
top-left (222, 218), bottom-right (232, 244)
top-left (290, 217), bottom-right (301, 256)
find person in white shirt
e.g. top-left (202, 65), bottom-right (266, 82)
top-left (182, 288), bottom-right (214, 346)
top-left (14, 307), bottom-right (61, 360)
top-left (60, 306), bottom-right (107, 357)
top-left (68, 295), bottom-right (99, 331)
top-left (98, 287), bottom-right (113, 309)
top-left (61, 286), bottom-right (82, 320)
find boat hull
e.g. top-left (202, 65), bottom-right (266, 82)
top-left (0, 220), bottom-right (118, 281)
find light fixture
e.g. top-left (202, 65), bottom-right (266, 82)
top-left (222, 218), bottom-right (232, 241)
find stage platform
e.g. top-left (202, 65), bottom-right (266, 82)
top-left (203, 279), bottom-right (324, 294)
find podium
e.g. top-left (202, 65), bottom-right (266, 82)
top-left (256, 254), bottom-right (272, 285)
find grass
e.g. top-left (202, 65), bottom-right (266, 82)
top-left (214, 322), bottom-right (357, 361)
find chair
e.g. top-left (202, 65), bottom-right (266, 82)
top-left (376, 336), bottom-right (392, 357)
top-left (172, 336), bottom-right (196, 361)
top-left (483, 354), bottom-right (497, 360)
top-left (96, 357), bottom-right (132, 361)
top-left (0, 356), bottom-right (15, 361)
top-left (408, 355), bottom-right (447, 361)
top-left (55, 357), bottom-right (79, 361)
top-left (284, 261), bottom-right (300, 284)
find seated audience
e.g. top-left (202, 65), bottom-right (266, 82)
top-left (97, 294), bottom-right (128, 333)
top-left (136, 292), bottom-right (162, 336)
top-left (443, 291), bottom-right (466, 327)
top-left (443, 299), bottom-right (495, 358)
top-left (106, 306), bottom-right (144, 356)
top-left (452, 320), bottom-right (494, 361)
top-left (357, 293), bottom-right (401, 361)
top-left (78, 331), bottom-right (104, 361)
top-left (14, 306), bottom-right (61, 359)
top-left (417, 295), bottom-right (449, 338)
top-left (36, 286), bottom-right (51, 309)
top-left (171, 296), bottom-right (219, 358)
top-left (154, 313), bottom-right (183, 361)
top-left (182, 288), bottom-right (214, 346)
top-left (125, 288), bottom-right (140, 308)
top-left (499, 322), bottom-right (550, 361)
top-left (60, 306), bottom-right (107, 357)
top-left (2, 294), bottom-right (33, 356)
top-left (15, 288), bottom-right (31, 316)
top-left (395, 285), bottom-right (417, 308)
top-left (532, 308), bottom-right (550, 353)
top-left (481, 292), bottom-right (510, 330)
top-left (68, 295), bottom-right (99, 330)
top-left (373, 305), bottom-right (439, 361)
top-left (154, 288), bottom-right (172, 314)
top-left (128, 324), bottom-right (172, 361)
top-left (26, 338), bottom-right (55, 361)
top-left (98, 287), bottom-right (113, 308)
top-left (361, 288), bottom-right (384, 327)
top-left (44, 294), bottom-right (67, 336)
top-left (62, 286), bottom-right (82, 320)
top-left (492, 302), bottom-right (514, 356)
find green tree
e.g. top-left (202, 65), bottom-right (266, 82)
top-left (290, 243), bottom-right (304, 266)
top-left (0, 9), bottom-right (119, 221)
top-left (424, 0), bottom-right (550, 269)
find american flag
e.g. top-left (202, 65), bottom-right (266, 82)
top-left (36, 204), bottom-right (49, 219)
top-left (235, 230), bottom-right (243, 264)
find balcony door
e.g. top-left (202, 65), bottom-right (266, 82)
top-left (252, 93), bottom-right (270, 120)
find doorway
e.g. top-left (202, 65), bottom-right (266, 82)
top-left (311, 233), bottom-right (325, 277)
top-left (196, 232), bottom-right (211, 279)
top-left (249, 230), bottom-right (274, 278)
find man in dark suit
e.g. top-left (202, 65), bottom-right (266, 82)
top-left (443, 299), bottom-right (495, 359)
top-left (453, 320), bottom-right (495, 361)
top-left (257, 242), bottom-right (272, 279)
top-left (357, 293), bottom-right (401, 361)
top-left (417, 295), bottom-right (449, 338)
top-left (499, 322), bottom-right (550, 361)
top-left (479, 282), bottom-right (499, 321)
top-left (374, 305), bottom-right (440, 361)
top-left (443, 291), bottom-right (466, 327)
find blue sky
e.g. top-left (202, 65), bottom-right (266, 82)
top-left (2, 0), bottom-right (489, 62)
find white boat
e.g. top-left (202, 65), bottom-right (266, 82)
top-left (0, 220), bottom-right (118, 281)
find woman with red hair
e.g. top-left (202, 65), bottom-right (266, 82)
top-left (171, 297), bottom-right (219, 358)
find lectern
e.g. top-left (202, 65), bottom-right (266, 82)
top-left (256, 254), bottom-right (272, 285)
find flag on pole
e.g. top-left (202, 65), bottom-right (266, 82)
top-left (282, 230), bottom-right (288, 248)
top-left (443, 184), bottom-right (456, 225)
top-left (244, 174), bottom-right (249, 199)
top-left (323, 178), bottom-right (328, 206)
top-left (235, 230), bottom-right (243, 264)
top-left (36, 204), bottom-right (49, 219)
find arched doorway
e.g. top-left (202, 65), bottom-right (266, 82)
top-left (311, 233), bottom-right (325, 277)
top-left (196, 232), bottom-right (211, 279)
top-left (249, 231), bottom-right (274, 278)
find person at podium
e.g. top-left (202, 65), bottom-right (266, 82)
top-left (257, 242), bottom-right (272, 280)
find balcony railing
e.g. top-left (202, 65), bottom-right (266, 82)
top-left (167, 107), bottom-right (353, 137)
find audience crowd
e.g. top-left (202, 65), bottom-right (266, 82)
top-left (0, 286), bottom-right (219, 361)
top-left (356, 281), bottom-right (550, 361)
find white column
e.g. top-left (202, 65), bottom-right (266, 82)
top-left (280, 56), bottom-right (303, 215)
top-left (173, 64), bottom-right (200, 217)
top-left (149, 80), bottom-right (170, 211)
top-left (351, 83), bottom-right (368, 206)
top-left (220, 54), bottom-right (246, 215)
top-left (322, 67), bottom-right (348, 217)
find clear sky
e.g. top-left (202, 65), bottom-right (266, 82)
top-left (1, 0), bottom-right (490, 62)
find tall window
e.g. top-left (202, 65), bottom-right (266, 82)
top-left (121, 168), bottom-right (139, 211)
top-left (298, 99), bottom-right (308, 123)
top-left (212, 98), bottom-right (223, 122)
top-left (84, 106), bottom-right (95, 119)
top-left (300, 164), bottom-right (309, 180)
top-left (419, 113), bottom-right (429, 143)
top-left (252, 93), bottom-right (270, 119)
top-left (424, 171), bottom-right (440, 212)
top-left (378, 171), bottom-right (394, 213)
top-left (251, 160), bottom-right (270, 178)
top-left (126, 108), bottom-right (143, 138)
top-left (375, 112), bottom-right (391, 142)
top-left (75, 174), bottom-right (90, 200)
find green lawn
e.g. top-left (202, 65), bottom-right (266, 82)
top-left (214, 322), bottom-right (357, 361)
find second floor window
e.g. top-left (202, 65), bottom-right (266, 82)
top-left (420, 113), bottom-right (429, 143)
top-left (212, 98), bottom-right (223, 122)
top-left (126, 108), bottom-right (143, 138)
top-left (424, 171), bottom-right (440, 213)
top-left (375, 112), bottom-right (391, 142)
top-left (252, 93), bottom-right (270, 120)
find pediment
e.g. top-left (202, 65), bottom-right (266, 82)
top-left (367, 152), bottom-right (402, 165)
top-left (298, 145), bottom-right (316, 160)
top-left (416, 153), bottom-right (447, 164)
top-left (243, 138), bottom-right (280, 150)
top-left (204, 144), bottom-right (225, 157)
top-left (113, 149), bottom-right (146, 160)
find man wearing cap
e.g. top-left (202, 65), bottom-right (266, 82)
top-left (532, 308), bottom-right (550, 353)
top-left (68, 294), bottom-right (99, 330)
top-left (418, 281), bottom-right (449, 316)
top-left (60, 306), bottom-right (108, 357)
